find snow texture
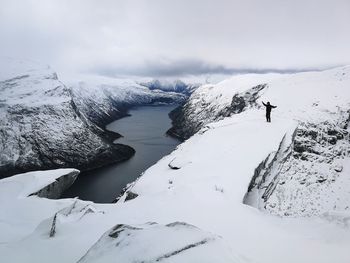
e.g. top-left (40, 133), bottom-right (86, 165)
top-left (78, 222), bottom-right (238, 263)
top-left (1, 65), bottom-right (350, 263)
top-left (0, 58), bottom-right (184, 177)
top-left (139, 79), bottom-right (200, 96)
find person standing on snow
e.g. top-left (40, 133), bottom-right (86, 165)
top-left (262, 101), bottom-right (277, 122)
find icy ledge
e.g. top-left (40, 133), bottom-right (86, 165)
top-left (244, 114), bottom-right (350, 218)
top-left (0, 168), bottom-right (79, 199)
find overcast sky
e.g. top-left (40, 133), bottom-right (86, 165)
top-left (0, 0), bottom-right (349, 78)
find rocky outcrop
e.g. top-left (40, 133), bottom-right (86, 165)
top-left (29, 169), bottom-right (80, 199)
top-left (167, 84), bottom-right (267, 140)
top-left (219, 84), bottom-right (266, 116)
top-left (114, 180), bottom-right (139, 203)
top-left (244, 111), bottom-right (350, 217)
top-left (35, 198), bottom-right (104, 238)
top-left (77, 222), bottom-right (236, 263)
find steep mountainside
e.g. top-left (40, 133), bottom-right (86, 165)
top-left (71, 80), bottom-right (186, 127)
top-left (1, 66), bottom-right (350, 263)
top-left (167, 66), bottom-right (350, 217)
top-left (0, 58), bottom-right (184, 177)
top-left (139, 79), bottom-right (200, 96)
top-left (167, 73), bottom-right (282, 140)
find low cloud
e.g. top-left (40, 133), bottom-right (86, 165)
top-left (0, 0), bottom-right (349, 78)
top-left (88, 58), bottom-right (334, 78)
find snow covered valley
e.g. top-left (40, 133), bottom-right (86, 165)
top-left (63, 105), bottom-right (180, 203)
top-left (0, 58), bottom-right (186, 178)
top-left (1, 62), bottom-right (350, 262)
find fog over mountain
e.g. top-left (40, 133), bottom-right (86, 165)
top-left (1, 0), bottom-right (349, 78)
top-left (1, 1), bottom-right (350, 262)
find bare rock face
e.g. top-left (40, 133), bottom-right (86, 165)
top-left (32, 198), bottom-right (104, 238)
top-left (70, 81), bottom-right (187, 129)
top-left (29, 169), bottom-right (80, 199)
top-left (0, 66), bottom-right (135, 177)
top-left (0, 58), bottom-right (189, 178)
top-left (167, 84), bottom-right (267, 140)
top-left (244, 112), bottom-right (350, 217)
top-left (77, 222), bottom-right (236, 263)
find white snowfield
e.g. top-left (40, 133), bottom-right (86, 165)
top-left (0, 57), bottom-right (69, 106)
top-left (1, 66), bottom-right (350, 262)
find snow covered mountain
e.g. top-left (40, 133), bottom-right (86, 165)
top-left (167, 73), bottom-right (282, 140)
top-left (1, 66), bottom-right (350, 262)
top-left (71, 80), bottom-right (186, 127)
top-left (167, 66), bottom-right (350, 218)
top-left (0, 58), bottom-right (185, 177)
top-left (139, 79), bottom-right (200, 96)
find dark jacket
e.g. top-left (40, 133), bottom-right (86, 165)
top-left (262, 102), bottom-right (277, 113)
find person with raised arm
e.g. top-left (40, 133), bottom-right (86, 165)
top-left (262, 101), bottom-right (277, 122)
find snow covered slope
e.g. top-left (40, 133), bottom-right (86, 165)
top-left (71, 80), bottom-right (186, 127)
top-left (0, 58), bottom-right (184, 177)
top-left (167, 73), bottom-right (281, 139)
top-left (139, 79), bottom-right (200, 95)
top-left (1, 66), bottom-right (350, 263)
top-left (78, 222), bottom-right (236, 263)
top-left (168, 65), bottom-right (350, 217)
top-left (0, 58), bottom-right (136, 177)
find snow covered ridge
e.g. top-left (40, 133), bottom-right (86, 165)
top-left (1, 65), bottom-right (350, 262)
top-left (168, 67), bottom-right (350, 140)
top-left (0, 58), bottom-right (186, 177)
top-left (167, 65), bottom-right (350, 217)
top-left (0, 58), bottom-right (135, 177)
top-left (139, 79), bottom-right (200, 96)
top-left (78, 222), bottom-right (236, 263)
top-left (167, 73), bottom-right (281, 140)
top-left (71, 80), bottom-right (186, 127)
top-left (244, 115), bottom-right (350, 217)
top-left (0, 169), bottom-right (240, 262)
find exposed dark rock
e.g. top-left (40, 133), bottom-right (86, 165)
top-left (166, 103), bottom-right (199, 141)
top-left (333, 164), bottom-right (343, 172)
top-left (328, 136), bottom-right (337, 145)
top-left (244, 115), bottom-right (350, 217)
top-left (0, 72), bottom-right (135, 178)
top-left (154, 238), bottom-right (211, 261)
top-left (317, 178), bottom-right (327, 183)
top-left (168, 158), bottom-right (181, 170)
top-left (124, 191), bottom-right (138, 201)
top-left (167, 84), bottom-right (267, 141)
top-left (0, 60), bottom-right (185, 178)
top-left (108, 224), bottom-right (141, 238)
top-left (226, 84), bottom-right (267, 115)
top-left (29, 170), bottom-right (80, 199)
top-left (113, 182), bottom-right (139, 203)
top-left (49, 213), bottom-right (57, 238)
top-left (230, 96), bottom-right (246, 114)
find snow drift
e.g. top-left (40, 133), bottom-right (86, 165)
top-left (1, 65), bottom-right (350, 263)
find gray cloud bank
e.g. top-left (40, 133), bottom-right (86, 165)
top-left (0, 0), bottom-right (349, 78)
top-left (90, 58), bottom-right (333, 78)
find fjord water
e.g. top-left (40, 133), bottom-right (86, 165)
top-left (63, 105), bottom-right (180, 203)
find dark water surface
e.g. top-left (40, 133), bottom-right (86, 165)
top-left (62, 105), bottom-right (179, 203)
